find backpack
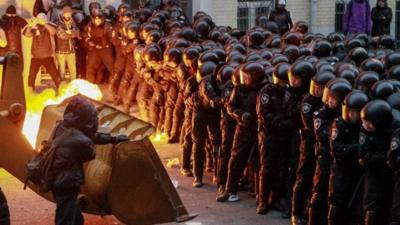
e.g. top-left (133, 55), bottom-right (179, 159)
top-left (24, 126), bottom-right (74, 193)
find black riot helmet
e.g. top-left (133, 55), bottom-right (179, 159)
top-left (240, 62), bottom-right (265, 88)
top-left (247, 30), bottom-right (265, 48)
top-left (361, 100), bottom-right (393, 131)
top-left (259, 49), bottom-right (274, 61)
top-left (313, 40), bottom-right (332, 58)
top-left (283, 45), bottom-right (300, 63)
top-left (360, 58), bottom-right (385, 76)
top-left (346, 38), bottom-right (363, 50)
top-left (272, 62), bottom-right (291, 86)
top-left (309, 70), bottom-right (336, 97)
top-left (183, 47), bottom-right (200, 69)
top-left (355, 71), bottom-right (380, 94)
top-left (271, 54), bottom-right (289, 66)
top-left (125, 22), bottom-right (140, 40)
top-left (282, 31), bottom-right (302, 46)
top-left (384, 52), bottom-right (400, 70)
top-left (288, 61), bottom-right (316, 88)
top-left (387, 92), bottom-right (400, 111)
top-left (370, 80), bottom-right (395, 100)
top-left (342, 90), bottom-right (369, 123)
top-left (216, 65), bottom-right (235, 86)
top-left (322, 78), bottom-right (352, 108)
top-left (89, 2), bottom-right (101, 16)
top-left (194, 20), bottom-right (211, 38)
top-left (338, 69), bottom-right (357, 86)
top-left (164, 47), bottom-right (182, 68)
top-left (378, 35), bottom-right (396, 50)
top-left (198, 52), bottom-right (220, 67)
top-left (303, 33), bottom-right (315, 44)
top-left (347, 47), bottom-right (368, 67)
top-left (299, 46), bottom-right (312, 57)
top-left (388, 65), bottom-right (400, 80)
top-left (327, 32), bottom-right (345, 43)
top-left (196, 61), bottom-right (217, 83)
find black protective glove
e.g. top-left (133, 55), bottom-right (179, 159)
top-left (113, 134), bottom-right (129, 144)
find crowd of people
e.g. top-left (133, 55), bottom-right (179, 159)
top-left (1, 0), bottom-right (400, 225)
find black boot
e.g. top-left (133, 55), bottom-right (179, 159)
top-left (291, 216), bottom-right (306, 225)
top-left (328, 204), bottom-right (339, 225)
top-left (365, 211), bottom-right (378, 225)
top-left (308, 206), bottom-right (321, 225)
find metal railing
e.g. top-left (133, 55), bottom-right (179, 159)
top-left (237, 0), bottom-right (275, 31)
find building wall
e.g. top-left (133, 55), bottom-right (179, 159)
top-left (286, 0), bottom-right (310, 25)
top-left (193, 0), bottom-right (238, 28)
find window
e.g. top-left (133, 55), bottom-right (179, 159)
top-left (396, 1), bottom-right (400, 47)
top-left (335, 0), bottom-right (345, 32)
top-left (237, 0), bottom-right (274, 31)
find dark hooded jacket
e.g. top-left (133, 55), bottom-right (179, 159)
top-left (371, 1), bottom-right (392, 36)
top-left (1, 5), bottom-right (27, 55)
top-left (51, 97), bottom-right (116, 190)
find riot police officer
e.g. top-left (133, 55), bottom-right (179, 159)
top-left (84, 9), bottom-right (114, 84)
top-left (215, 65), bottom-right (237, 194)
top-left (255, 62), bottom-right (292, 214)
top-left (328, 90), bottom-right (369, 225)
top-left (359, 100), bottom-right (399, 225)
top-left (388, 128), bottom-right (400, 225)
top-left (291, 70), bottom-right (335, 225)
top-left (192, 61), bottom-right (222, 187)
top-left (217, 62), bottom-right (266, 202)
top-left (308, 78), bottom-right (352, 225)
top-left (178, 47), bottom-right (200, 176)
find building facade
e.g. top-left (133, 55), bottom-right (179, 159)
top-left (0, 0), bottom-right (397, 37)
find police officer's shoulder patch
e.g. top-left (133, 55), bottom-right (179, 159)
top-left (206, 82), bottom-right (213, 91)
top-left (261, 93), bottom-right (270, 105)
top-left (359, 133), bottom-right (366, 145)
top-left (314, 118), bottom-right (321, 130)
top-left (331, 127), bottom-right (338, 140)
top-left (284, 91), bottom-right (291, 102)
top-left (302, 103), bottom-right (312, 114)
top-left (391, 138), bottom-right (400, 151)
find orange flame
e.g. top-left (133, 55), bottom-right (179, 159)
top-left (22, 79), bottom-right (103, 148)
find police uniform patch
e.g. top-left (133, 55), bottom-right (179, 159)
top-left (206, 82), bottom-right (213, 91)
top-left (331, 127), bottom-right (338, 140)
top-left (284, 92), bottom-right (291, 103)
top-left (302, 103), bottom-right (311, 114)
top-left (224, 89), bottom-right (230, 98)
top-left (359, 133), bottom-right (366, 145)
top-left (261, 93), bottom-right (269, 105)
top-left (314, 118), bottom-right (321, 130)
top-left (391, 138), bottom-right (400, 151)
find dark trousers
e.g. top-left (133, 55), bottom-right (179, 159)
top-left (258, 131), bottom-right (290, 205)
top-left (328, 163), bottom-right (363, 225)
top-left (191, 110), bottom-right (221, 178)
top-left (86, 48), bottom-right (114, 84)
top-left (170, 91), bottom-right (184, 139)
top-left (180, 105), bottom-right (193, 170)
top-left (292, 129), bottom-right (316, 218)
top-left (28, 57), bottom-right (60, 89)
top-left (308, 143), bottom-right (331, 225)
top-left (217, 116), bottom-right (236, 187)
top-left (225, 125), bottom-right (257, 194)
top-left (363, 167), bottom-right (394, 225)
top-left (52, 188), bottom-right (83, 225)
top-left (164, 83), bottom-right (179, 135)
top-left (391, 175), bottom-right (400, 225)
top-left (108, 53), bottom-right (126, 97)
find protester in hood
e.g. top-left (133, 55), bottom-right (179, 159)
top-left (343, 0), bottom-right (372, 37)
top-left (23, 13), bottom-right (61, 95)
top-left (371, 0), bottom-right (392, 37)
top-left (50, 96), bottom-right (129, 225)
top-left (0, 5), bottom-right (27, 57)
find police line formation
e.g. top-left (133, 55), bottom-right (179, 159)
top-left (12, 0), bottom-right (400, 225)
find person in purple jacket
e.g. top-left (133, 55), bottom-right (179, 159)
top-left (343, 0), bottom-right (372, 38)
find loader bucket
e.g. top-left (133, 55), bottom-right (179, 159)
top-left (34, 95), bottom-right (197, 225)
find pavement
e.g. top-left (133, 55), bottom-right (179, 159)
top-left (0, 140), bottom-right (290, 225)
